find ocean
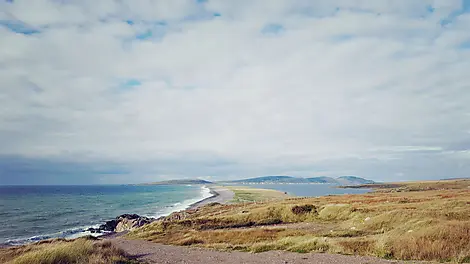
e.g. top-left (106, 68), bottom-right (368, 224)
top-left (0, 185), bottom-right (212, 245)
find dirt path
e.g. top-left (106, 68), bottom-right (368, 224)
top-left (111, 238), bottom-right (412, 264)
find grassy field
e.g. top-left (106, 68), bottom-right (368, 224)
top-left (226, 186), bottom-right (289, 203)
top-left (0, 236), bottom-right (136, 264)
top-left (128, 179), bottom-right (470, 263)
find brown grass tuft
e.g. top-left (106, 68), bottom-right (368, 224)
top-left (336, 238), bottom-right (375, 255)
top-left (389, 221), bottom-right (470, 262)
top-left (1, 237), bottom-right (135, 264)
top-left (291, 205), bottom-right (316, 215)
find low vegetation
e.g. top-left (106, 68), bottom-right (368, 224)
top-left (128, 179), bottom-right (470, 263)
top-left (226, 186), bottom-right (288, 203)
top-left (0, 236), bottom-right (136, 264)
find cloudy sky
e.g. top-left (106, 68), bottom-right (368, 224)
top-left (1, 0), bottom-right (469, 184)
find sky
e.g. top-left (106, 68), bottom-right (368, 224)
top-left (1, 0), bottom-right (470, 185)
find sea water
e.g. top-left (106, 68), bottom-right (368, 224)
top-left (0, 185), bottom-right (212, 245)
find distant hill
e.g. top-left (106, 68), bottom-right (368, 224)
top-left (225, 175), bottom-right (374, 185)
top-left (336, 176), bottom-right (375, 185)
top-left (229, 176), bottom-right (307, 184)
top-left (142, 179), bottom-right (213, 185)
top-left (306, 177), bottom-right (338, 184)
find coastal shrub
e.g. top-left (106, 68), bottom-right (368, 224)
top-left (318, 204), bottom-right (352, 221)
top-left (373, 237), bottom-right (393, 259)
top-left (176, 237), bottom-right (204, 246)
top-left (251, 242), bottom-right (277, 253)
top-left (257, 217), bottom-right (283, 225)
top-left (361, 211), bottom-right (431, 233)
top-left (291, 204), bottom-right (316, 215)
top-left (323, 229), bottom-right (367, 238)
top-left (273, 236), bottom-right (330, 253)
top-left (13, 241), bottom-right (90, 264)
top-left (336, 238), bottom-right (375, 255)
top-left (247, 205), bottom-right (303, 223)
top-left (388, 221), bottom-right (470, 262)
top-left (10, 238), bottom-right (133, 264)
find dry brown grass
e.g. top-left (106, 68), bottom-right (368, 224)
top-left (347, 179), bottom-right (470, 193)
top-left (0, 236), bottom-right (136, 264)
top-left (226, 186), bottom-right (288, 203)
top-left (127, 179), bottom-right (470, 263)
top-left (389, 221), bottom-right (470, 262)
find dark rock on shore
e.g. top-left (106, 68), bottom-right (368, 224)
top-left (88, 214), bottom-right (154, 234)
top-left (87, 227), bottom-right (101, 233)
top-left (99, 219), bottom-right (120, 232)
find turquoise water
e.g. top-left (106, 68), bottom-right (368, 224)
top-left (0, 185), bottom-right (212, 245)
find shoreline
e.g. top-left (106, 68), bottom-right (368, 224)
top-left (1, 184), bottom-right (365, 247)
top-left (0, 185), bottom-right (233, 247)
top-left (188, 186), bottom-right (234, 209)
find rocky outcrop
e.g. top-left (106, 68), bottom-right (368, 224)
top-left (88, 214), bottom-right (154, 233)
top-left (114, 214), bottom-right (154, 232)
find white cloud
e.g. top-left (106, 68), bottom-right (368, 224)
top-left (1, 0), bottom-right (470, 183)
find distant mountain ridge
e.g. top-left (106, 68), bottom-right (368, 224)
top-left (141, 176), bottom-right (375, 186)
top-left (142, 179), bottom-right (213, 185)
top-left (230, 176), bottom-right (305, 184)
top-left (225, 175), bottom-right (374, 185)
top-left (336, 176), bottom-right (375, 185)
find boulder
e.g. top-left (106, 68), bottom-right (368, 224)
top-left (95, 214), bottom-right (154, 233)
top-left (86, 227), bottom-right (102, 233)
top-left (115, 215), bottom-right (153, 232)
top-left (99, 219), bottom-right (120, 232)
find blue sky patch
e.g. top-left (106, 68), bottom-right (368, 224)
top-left (129, 21), bottom-right (168, 41)
top-left (136, 30), bottom-right (152, 40)
top-left (261, 23), bottom-right (284, 35)
top-left (183, 11), bottom-right (219, 22)
top-left (464, 0), bottom-right (470, 12)
top-left (440, 0), bottom-right (470, 26)
top-left (117, 79), bottom-right (141, 92)
top-left (1, 20), bottom-right (40, 35)
top-left (124, 79), bottom-right (141, 87)
top-left (426, 5), bottom-right (435, 13)
top-left (459, 41), bottom-right (470, 49)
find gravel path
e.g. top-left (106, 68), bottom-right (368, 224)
top-left (111, 238), bottom-right (413, 264)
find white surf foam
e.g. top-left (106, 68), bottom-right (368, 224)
top-left (152, 185), bottom-right (214, 218)
top-left (3, 186), bottom-right (215, 246)
top-left (3, 224), bottom-right (104, 246)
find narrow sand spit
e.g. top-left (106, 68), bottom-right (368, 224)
top-left (189, 186), bottom-right (235, 209)
top-left (111, 238), bottom-right (419, 264)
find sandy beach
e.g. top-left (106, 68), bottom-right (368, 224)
top-left (189, 186), bottom-right (235, 209)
